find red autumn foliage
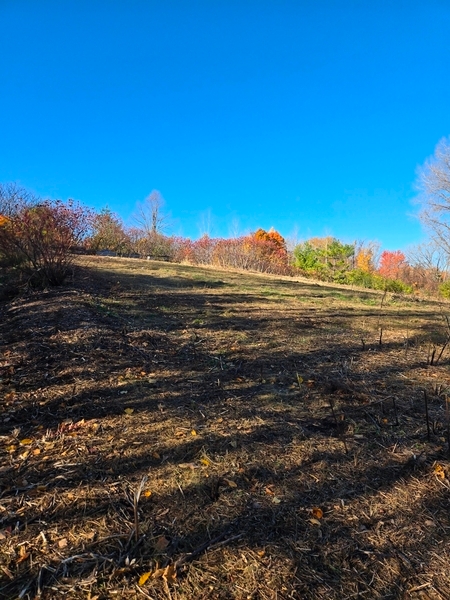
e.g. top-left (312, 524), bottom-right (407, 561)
top-left (378, 250), bottom-right (406, 280)
top-left (254, 228), bottom-right (287, 252)
top-left (0, 199), bottom-right (93, 286)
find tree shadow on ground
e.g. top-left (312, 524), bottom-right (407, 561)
top-left (1, 260), bottom-right (450, 599)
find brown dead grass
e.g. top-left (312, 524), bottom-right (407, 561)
top-left (1, 255), bottom-right (450, 599)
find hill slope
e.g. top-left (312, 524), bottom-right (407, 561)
top-left (1, 256), bottom-right (449, 599)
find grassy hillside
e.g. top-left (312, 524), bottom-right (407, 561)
top-left (1, 255), bottom-right (450, 599)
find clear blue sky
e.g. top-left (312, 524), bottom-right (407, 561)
top-left (1, 1), bottom-right (450, 250)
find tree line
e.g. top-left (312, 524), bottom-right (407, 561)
top-left (1, 135), bottom-right (450, 296)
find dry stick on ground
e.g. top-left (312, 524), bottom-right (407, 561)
top-left (173, 532), bottom-right (244, 571)
top-left (428, 340), bottom-right (449, 366)
top-left (429, 311), bottom-right (450, 366)
top-left (392, 396), bottom-right (399, 426)
top-left (134, 475), bottom-right (148, 542)
top-left (446, 397), bottom-right (450, 458)
top-left (329, 396), bottom-right (348, 454)
top-left (377, 289), bottom-right (388, 347)
top-left (434, 337), bottom-right (449, 365)
top-left (424, 389), bottom-right (431, 441)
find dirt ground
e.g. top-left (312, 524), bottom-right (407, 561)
top-left (1, 255), bottom-right (450, 599)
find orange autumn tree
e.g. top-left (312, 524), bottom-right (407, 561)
top-left (378, 250), bottom-right (406, 280)
top-left (210, 228), bottom-right (289, 274)
top-left (252, 228), bottom-right (289, 272)
top-left (254, 227), bottom-right (287, 252)
top-left (356, 248), bottom-right (375, 272)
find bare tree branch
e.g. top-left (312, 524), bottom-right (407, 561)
top-left (417, 137), bottom-right (450, 254)
top-left (0, 182), bottom-right (38, 217)
top-left (133, 190), bottom-right (170, 236)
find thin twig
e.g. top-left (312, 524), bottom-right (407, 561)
top-left (134, 475), bottom-right (148, 542)
top-left (392, 396), bottom-right (399, 426)
top-left (424, 389), bottom-right (431, 441)
top-left (364, 410), bottom-right (381, 430)
top-left (174, 532), bottom-right (243, 570)
top-left (446, 397), bottom-right (450, 458)
top-left (329, 396), bottom-right (348, 454)
top-left (435, 339), bottom-right (449, 365)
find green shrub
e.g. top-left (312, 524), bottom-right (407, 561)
top-left (439, 281), bottom-right (450, 299)
top-left (383, 279), bottom-right (413, 294)
top-left (346, 269), bottom-right (413, 294)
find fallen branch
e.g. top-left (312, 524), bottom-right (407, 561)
top-left (174, 532), bottom-right (243, 570)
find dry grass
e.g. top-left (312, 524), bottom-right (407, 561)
top-left (1, 255), bottom-right (450, 599)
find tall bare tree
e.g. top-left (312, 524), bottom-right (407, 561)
top-left (197, 208), bottom-right (214, 237)
top-left (407, 240), bottom-right (450, 290)
top-left (0, 182), bottom-right (37, 217)
top-left (417, 136), bottom-right (450, 254)
top-left (133, 190), bottom-right (170, 236)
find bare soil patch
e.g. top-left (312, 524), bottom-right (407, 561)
top-left (1, 256), bottom-right (450, 599)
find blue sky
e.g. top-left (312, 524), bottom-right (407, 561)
top-left (1, 1), bottom-right (450, 250)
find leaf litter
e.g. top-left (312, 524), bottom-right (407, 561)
top-left (1, 255), bottom-right (450, 599)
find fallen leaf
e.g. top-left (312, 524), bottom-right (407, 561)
top-left (139, 571), bottom-right (152, 586)
top-left (124, 408), bottom-right (134, 415)
top-left (191, 429), bottom-right (197, 436)
top-left (32, 448), bottom-right (41, 455)
top-left (20, 438), bottom-right (33, 446)
top-left (152, 451), bottom-right (161, 459)
top-left (163, 564), bottom-right (177, 584)
top-left (311, 507), bottom-right (323, 519)
top-left (151, 568), bottom-right (165, 579)
top-left (223, 478), bottom-right (238, 488)
top-left (154, 536), bottom-right (169, 552)
top-left (16, 546), bottom-right (30, 564)
top-left (272, 497), bottom-right (281, 504)
top-left (309, 518), bottom-right (322, 526)
top-left (143, 490), bottom-right (152, 498)
top-left (58, 538), bottom-right (68, 549)
top-left (434, 464), bottom-right (446, 479)
top-left (200, 458), bottom-right (211, 467)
